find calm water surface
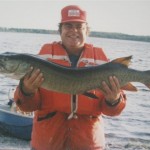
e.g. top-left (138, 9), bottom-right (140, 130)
top-left (0, 32), bottom-right (150, 149)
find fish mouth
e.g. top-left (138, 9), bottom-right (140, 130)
top-left (0, 60), bottom-right (19, 73)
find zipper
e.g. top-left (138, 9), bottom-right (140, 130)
top-left (63, 54), bottom-right (76, 120)
top-left (67, 51), bottom-right (84, 120)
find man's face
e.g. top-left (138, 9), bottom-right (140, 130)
top-left (60, 22), bottom-right (88, 50)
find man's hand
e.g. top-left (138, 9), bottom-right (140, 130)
top-left (22, 67), bottom-right (44, 95)
top-left (102, 76), bottom-right (121, 103)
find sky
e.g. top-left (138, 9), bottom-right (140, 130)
top-left (0, 0), bottom-right (150, 36)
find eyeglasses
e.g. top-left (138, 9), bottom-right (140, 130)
top-left (63, 23), bottom-right (87, 31)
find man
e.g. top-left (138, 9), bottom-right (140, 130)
top-left (14, 5), bottom-right (126, 150)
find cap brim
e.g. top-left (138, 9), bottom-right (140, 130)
top-left (61, 19), bottom-right (87, 23)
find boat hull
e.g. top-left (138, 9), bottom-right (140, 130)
top-left (0, 104), bottom-right (32, 140)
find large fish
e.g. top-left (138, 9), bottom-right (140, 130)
top-left (0, 52), bottom-right (150, 95)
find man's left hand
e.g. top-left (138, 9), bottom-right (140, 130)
top-left (102, 76), bottom-right (121, 103)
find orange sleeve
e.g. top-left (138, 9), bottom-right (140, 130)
top-left (93, 46), bottom-right (126, 116)
top-left (100, 90), bottom-right (126, 116)
top-left (13, 86), bottom-right (42, 112)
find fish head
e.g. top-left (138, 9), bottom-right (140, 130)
top-left (0, 52), bottom-right (20, 74)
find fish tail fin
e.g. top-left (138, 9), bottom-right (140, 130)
top-left (144, 70), bottom-right (150, 89)
top-left (111, 55), bottom-right (132, 67)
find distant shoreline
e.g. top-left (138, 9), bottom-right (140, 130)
top-left (0, 27), bottom-right (150, 43)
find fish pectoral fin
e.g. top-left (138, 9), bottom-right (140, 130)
top-left (83, 92), bottom-right (98, 99)
top-left (121, 83), bottom-right (137, 91)
top-left (111, 55), bottom-right (132, 67)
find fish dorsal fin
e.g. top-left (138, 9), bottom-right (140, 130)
top-left (111, 56), bottom-right (132, 67)
top-left (121, 83), bottom-right (137, 91)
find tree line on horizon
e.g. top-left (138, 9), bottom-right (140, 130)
top-left (0, 27), bottom-right (150, 43)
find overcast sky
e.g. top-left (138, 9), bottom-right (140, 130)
top-left (0, 0), bottom-right (150, 36)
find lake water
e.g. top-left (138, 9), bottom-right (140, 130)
top-left (0, 32), bottom-right (150, 150)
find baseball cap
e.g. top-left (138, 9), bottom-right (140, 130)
top-left (60, 5), bottom-right (87, 23)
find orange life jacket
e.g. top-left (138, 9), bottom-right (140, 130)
top-left (14, 42), bottom-right (126, 150)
